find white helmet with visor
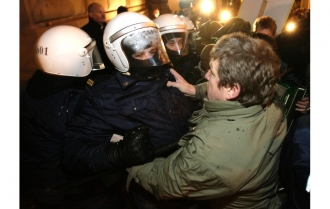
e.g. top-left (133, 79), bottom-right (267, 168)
top-left (36, 25), bottom-right (104, 77)
top-left (103, 12), bottom-right (170, 73)
top-left (153, 14), bottom-right (189, 57)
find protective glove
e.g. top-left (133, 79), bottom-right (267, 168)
top-left (105, 125), bottom-right (155, 168)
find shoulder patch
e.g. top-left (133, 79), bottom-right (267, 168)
top-left (87, 79), bottom-right (94, 87)
top-left (86, 74), bottom-right (113, 88)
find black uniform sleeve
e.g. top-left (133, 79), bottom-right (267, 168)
top-left (60, 87), bottom-right (117, 175)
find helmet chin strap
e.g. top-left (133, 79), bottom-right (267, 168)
top-left (129, 64), bottom-right (172, 81)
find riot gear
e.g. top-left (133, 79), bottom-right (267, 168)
top-left (103, 12), bottom-right (170, 75)
top-left (36, 25), bottom-right (104, 77)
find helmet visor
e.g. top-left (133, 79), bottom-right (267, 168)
top-left (121, 28), bottom-right (170, 68)
top-left (187, 31), bottom-right (197, 53)
top-left (161, 32), bottom-right (188, 56)
top-left (85, 39), bottom-right (105, 70)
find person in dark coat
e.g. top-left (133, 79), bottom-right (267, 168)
top-left (277, 14), bottom-right (311, 209)
top-left (279, 111), bottom-right (310, 209)
top-left (81, 2), bottom-right (116, 75)
top-left (20, 25), bottom-right (122, 208)
top-left (193, 20), bottom-right (222, 55)
top-left (194, 43), bottom-right (214, 84)
top-left (276, 15), bottom-right (310, 115)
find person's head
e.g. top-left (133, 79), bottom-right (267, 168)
top-left (251, 32), bottom-right (277, 51)
top-left (205, 32), bottom-right (280, 107)
top-left (199, 20), bottom-right (222, 40)
top-left (198, 44), bottom-right (214, 76)
top-left (117, 6), bottom-right (128, 14)
top-left (88, 3), bottom-right (106, 25)
top-left (153, 14), bottom-right (189, 63)
top-left (152, 8), bottom-right (160, 18)
top-left (36, 25), bottom-right (105, 77)
top-left (194, 20), bottom-right (222, 54)
top-left (179, 0), bottom-right (190, 16)
top-left (212, 17), bottom-right (251, 41)
top-left (103, 12), bottom-right (170, 77)
top-left (253, 16), bottom-right (277, 37)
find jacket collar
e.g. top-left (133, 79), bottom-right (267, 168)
top-left (115, 73), bottom-right (139, 90)
top-left (115, 68), bottom-right (170, 90)
top-left (87, 17), bottom-right (107, 30)
top-left (204, 99), bottom-right (263, 118)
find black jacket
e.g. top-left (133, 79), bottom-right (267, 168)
top-left (81, 17), bottom-right (116, 75)
top-left (279, 112), bottom-right (310, 209)
top-left (170, 52), bottom-right (202, 85)
top-left (60, 68), bottom-right (200, 175)
top-left (20, 70), bottom-right (87, 189)
top-left (20, 70), bottom-right (127, 209)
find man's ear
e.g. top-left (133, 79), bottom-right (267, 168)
top-left (226, 83), bottom-right (241, 100)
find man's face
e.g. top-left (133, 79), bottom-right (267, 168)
top-left (205, 59), bottom-right (229, 100)
top-left (132, 45), bottom-right (158, 60)
top-left (165, 38), bottom-right (184, 52)
top-left (153, 9), bottom-right (160, 18)
top-left (90, 5), bottom-right (106, 24)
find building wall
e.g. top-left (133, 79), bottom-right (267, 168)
top-left (300, 0), bottom-right (310, 9)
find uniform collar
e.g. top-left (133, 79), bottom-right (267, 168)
top-left (115, 73), bottom-right (139, 90)
top-left (115, 68), bottom-right (170, 90)
top-left (88, 17), bottom-right (106, 30)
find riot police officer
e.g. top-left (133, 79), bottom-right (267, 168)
top-left (20, 25), bottom-right (109, 208)
top-left (154, 14), bottom-right (203, 85)
top-left (60, 12), bottom-right (198, 186)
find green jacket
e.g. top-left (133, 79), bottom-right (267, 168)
top-left (127, 99), bottom-right (287, 209)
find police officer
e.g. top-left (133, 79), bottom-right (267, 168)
top-left (60, 11), bottom-right (198, 183)
top-left (154, 14), bottom-right (202, 85)
top-left (20, 25), bottom-right (110, 208)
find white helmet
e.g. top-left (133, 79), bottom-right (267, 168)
top-left (103, 12), bottom-right (170, 73)
top-left (36, 25), bottom-right (104, 77)
top-left (153, 14), bottom-right (189, 56)
top-left (180, 15), bottom-right (197, 54)
top-left (180, 16), bottom-right (196, 33)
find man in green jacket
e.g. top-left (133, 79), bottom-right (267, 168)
top-left (126, 32), bottom-right (287, 209)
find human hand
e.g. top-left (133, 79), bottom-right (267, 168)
top-left (105, 126), bottom-right (155, 168)
top-left (166, 69), bottom-right (196, 97)
top-left (295, 97), bottom-right (310, 113)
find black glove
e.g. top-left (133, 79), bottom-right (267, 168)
top-left (105, 125), bottom-right (155, 168)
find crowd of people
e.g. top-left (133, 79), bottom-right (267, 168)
top-left (20, 2), bottom-right (310, 209)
